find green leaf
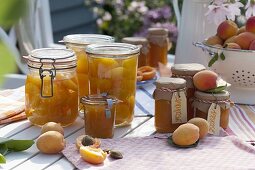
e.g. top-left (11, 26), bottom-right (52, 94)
top-left (220, 53), bottom-right (225, 60)
top-left (5, 140), bottom-right (34, 152)
top-left (0, 144), bottom-right (8, 155)
top-left (208, 53), bottom-right (219, 67)
top-left (206, 84), bottom-right (227, 93)
top-left (0, 153), bottom-right (6, 164)
top-left (168, 136), bottom-right (199, 148)
top-left (0, 137), bottom-right (11, 144)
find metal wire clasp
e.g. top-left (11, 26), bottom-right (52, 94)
top-left (39, 58), bottom-right (56, 98)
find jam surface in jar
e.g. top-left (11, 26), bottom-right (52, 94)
top-left (25, 48), bottom-right (79, 127)
top-left (171, 63), bottom-right (206, 121)
top-left (153, 77), bottom-right (187, 133)
top-left (86, 43), bottom-right (139, 126)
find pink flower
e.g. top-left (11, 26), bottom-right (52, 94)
top-left (245, 0), bottom-right (255, 18)
top-left (205, 4), bottom-right (230, 25)
top-left (227, 0), bottom-right (244, 20)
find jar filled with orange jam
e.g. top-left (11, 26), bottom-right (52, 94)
top-left (171, 63), bottom-right (206, 121)
top-left (24, 48), bottom-right (78, 126)
top-left (122, 37), bottom-right (150, 67)
top-left (193, 91), bottom-right (231, 129)
top-left (80, 94), bottom-right (118, 138)
top-left (86, 43), bottom-right (139, 126)
top-left (147, 28), bottom-right (169, 67)
top-left (63, 34), bottom-right (114, 100)
top-left (153, 77), bottom-right (187, 133)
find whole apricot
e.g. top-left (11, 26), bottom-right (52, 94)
top-left (205, 35), bottom-right (223, 46)
top-left (188, 118), bottom-right (209, 139)
top-left (224, 43), bottom-right (241, 49)
top-left (237, 26), bottom-right (246, 35)
top-left (172, 123), bottom-right (199, 146)
top-left (37, 131), bottom-right (65, 154)
top-left (223, 36), bottom-right (236, 46)
top-left (41, 122), bottom-right (64, 135)
top-left (217, 20), bottom-right (238, 40)
top-left (249, 40), bottom-right (255, 50)
top-left (246, 16), bottom-right (255, 33)
top-left (234, 32), bottom-right (255, 49)
top-left (193, 70), bottom-right (218, 91)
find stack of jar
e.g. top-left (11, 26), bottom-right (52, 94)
top-left (154, 63), bottom-right (231, 134)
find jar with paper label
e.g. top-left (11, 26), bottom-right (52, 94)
top-left (193, 91), bottom-right (231, 135)
top-left (153, 77), bottom-right (187, 133)
top-left (24, 48), bottom-right (78, 127)
top-left (171, 63), bottom-right (206, 121)
top-left (147, 28), bottom-right (169, 68)
top-left (122, 37), bottom-right (150, 67)
top-left (63, 34), bottom-right (114, 100)
top-left (80, 95), bottom-right (118, 138)
top-left (86, 43), bottom-right (140, 126)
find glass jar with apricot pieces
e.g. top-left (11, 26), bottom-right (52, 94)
top-left (86, 43), bottom-right (139, 126)
top-left (24, 48), bottom-right (78, 127)
top-left (171, 63), bottom-right (206, 120)
top-left (80, 95), bottom-right (118, 138)
top-left (62, 34), bottom-right (114, 99)
top-left (193, 91), bottom-right (231, 129)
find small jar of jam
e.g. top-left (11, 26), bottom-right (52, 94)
top-left (153, 77), bottom-right (187, 133)
top-left (171, 63), bottom-right (205, 120)
top-left (193, 91), bottom-right (231, 130)
top-left (147, 28), bottom-right (169, 68)
top-left (80, 94), bottom-right (118, 138)
top-left (122, 37), bottom-right (150, 67)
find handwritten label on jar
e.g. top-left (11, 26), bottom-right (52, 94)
top-left (171, 91), bottom-right (187, 124)
top-left (207, 103), bottom-right (221, 135)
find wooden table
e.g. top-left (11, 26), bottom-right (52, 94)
top-left (0, 115), bottom-right (155, 170)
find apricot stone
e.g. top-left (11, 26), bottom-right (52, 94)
top-left (224, 43), bottom-right (241, 49)
top-left (234, 32), bottom-right (255, 49)
top-left (217, 20), bottom-right (238, 40)
top-left (188, 118), bottom-right (209, 139)
top-left (206, 35), bottom-right (223, 46)
top-left (193, 70), bottom-right (218, 91)
top-left (246, 16), bottom-right (255, 33)
top-left (172, 123), bottom-right (199, 146)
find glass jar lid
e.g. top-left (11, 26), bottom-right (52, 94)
top-left (155, 77), bottom-right (186, 90)
top-left (122, 37), bottom-right (148, 46)
top-left (25, 48), bottom-right (76, 69)
top-left (148, 28), bottom-right (168, 36)
top-left (86, 43), bottom-right (140, 57)
top-left (194, 91), bottom-right (230, 101)
top-left (171, 63), bottom-right (206, 76)
top-left (62, 34), bottom-right (115, 46)
top-left (80, 94), bottom-right (118, 105)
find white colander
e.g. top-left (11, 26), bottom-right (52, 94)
top-left (195, 41), bottom-right (255, 105)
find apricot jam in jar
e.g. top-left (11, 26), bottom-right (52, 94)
top-left (153, 77), bottom-right (187, 133)
top-left (63, 34), bottom-right (114, 99)
top-left (147, 28), bottom-right (169, 68)
top-left (86, 43), bottom-right (140, 126)
top-left (80, 94), bottom-right (118, 138)
top-left (122, 37), bottom-right (150, 67)
top-left (24, 48), bottom-right (78, 127)
top-left (171, 63), bottom-right (205, 121)
top-left (193, 91), bottom-right (231, 130)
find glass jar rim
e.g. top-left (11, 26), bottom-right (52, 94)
top-left (62, 34), bottom-right (115, 45)
top-left (86, 43), bottom-right (140, 56)
top-left (80, 94), bottom-right (118, 105)
top-left (25, 48), bottom-right (76, 69)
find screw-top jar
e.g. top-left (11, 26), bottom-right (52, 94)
top-left (122, 37), bottom-right (150, 67)
top-left (24, 48), bottom-right (78, 126)
top-left (193, 91), bottom-right (231, 134)
top-left (147, 28), bottom-right (169, 68)
top-left (171, 63), bottom-right (206, 120)
top-left (62, 34), bottom-right (114, 100)
top-left (153, 77), bottom-right (187, 133)
top-left (80, 94), bottom-right (118, 138)
top-left (86, 43), bottom-right (140, 126)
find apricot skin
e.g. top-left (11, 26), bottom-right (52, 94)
top-left (234, 32), bottom-right (255, 50)
top-left (188, 118), bottom-right (209, 139)
top-left (206, 35), bottom-right (223, 46)
top-left (225, 43), bottom-right (241, 49)
top-left (246, 16), bottom-right (255, 33)
top-left (172, 123), bottom-right (200, 146)
top-left (217, 20), bottom-right (238, 40)
top-left (193, 70), bottom-right (218, 91)
top-left (249, 40), bottom-right (255, 50)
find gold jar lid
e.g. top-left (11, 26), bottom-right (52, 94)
top-left (155, 77), bottom-right (186, 90)
top-left (122, 37), bottom-right (148, 46)
top-left (194, 91), bottom-right (230, 101)
top-left (148, 28), bottom-right (168, 36)
top-left (171, 63), bottom-right (206, 76)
